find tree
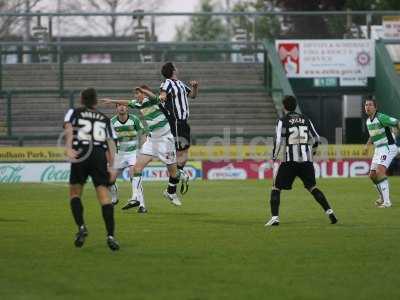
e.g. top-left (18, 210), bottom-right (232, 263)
top-left (60, 0), bottom-right (163, 37)
top-left (278, 0), bottom-right (400, 38)
top-left (0, 0), bottom-right (42, 39)
top-left (175, 0), bottom-right (227, 42)
top-left (278, 0), bottom-right (347, 38)
top-left (231, 0), bottom-right (281, 41)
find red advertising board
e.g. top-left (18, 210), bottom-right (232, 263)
top-left (202, 160), bottom-right (372, 180)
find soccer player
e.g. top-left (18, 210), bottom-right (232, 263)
top-left (159, 62), bottom-right (199, 194)
top-left (109, 103), bottom-right (147, 213)
top-left (265, 95), bottom-right (338, 226)
top-left (64, 87), bottom-right (120, 251)
top-left (364, 96), bottom-right (400, 208)
top-left (100, 85), bottom-right (182, 207)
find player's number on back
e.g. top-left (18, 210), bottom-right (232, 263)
top-left (78, 119), bottom-right (107, 142)
top-left (288, 126), bottom-right (308, 144)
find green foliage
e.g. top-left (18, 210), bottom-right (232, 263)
top-left (175, 0), bottom-right (227, 42)
top-left (231, 0), bottom-right (281, 40)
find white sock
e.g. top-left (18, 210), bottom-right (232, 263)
top-left (131, 176), bottom-right (145, 208)
top-left (378, 179), bottom-right (391, 205)
top-left (375, 184), bottom-right (383, 200)
top-left (110, 183), bottom-right (118, 203)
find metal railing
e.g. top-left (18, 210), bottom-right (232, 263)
top-left (0, 86), bottom-right (278, 146)
top-left (1, 10), bottom-right (398, 44)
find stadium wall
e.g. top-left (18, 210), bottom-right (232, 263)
top-left (1, 145), bottom-right (397, 183)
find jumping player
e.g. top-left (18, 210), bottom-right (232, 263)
top-left (100, 85), bottom-right (182, 207)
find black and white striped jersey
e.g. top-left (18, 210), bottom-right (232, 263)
top-left (64, 107), bottom-right (117, 150)
top-left (272, 111), bottom-right (320, 162)
top-left (160, 78), bottom-right (192, 120)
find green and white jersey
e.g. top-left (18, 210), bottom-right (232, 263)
top-left (128, 96), bottom-right (171, 138)
top-left (366, 112), bottom-right (398, 148)
top-left (111, 114), bottom-right (144, 153)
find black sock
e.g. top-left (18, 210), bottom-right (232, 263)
top-left (70, 197), bottom-right (84, 227)
top-left (167, 176), bottom-right (179, 194)
top-left (270, 189), bottom-right (281, 216)
top-left (311, 188), bottom-right (332, 212)
top-left (102, 204), bottom-right (115, 237)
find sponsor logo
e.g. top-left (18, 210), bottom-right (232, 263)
top-left (0, 165), bottom-right (23, 183)
top-left (207, 164), bottom-right (247, 180)
top-left (121, 162), bottom-right (202, 181)
top-left (40, 165), bottom-right (70, 182)
top-left (314, 160), bottom-right (370, 178)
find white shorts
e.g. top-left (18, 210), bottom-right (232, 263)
top-left (140, 134), bottom-right (176, 165)
top-left (113, 151), bottom-right (137, 170)
top-left (371, 144), bottom-right (398, 170)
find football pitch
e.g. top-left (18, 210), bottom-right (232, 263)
top-left (1, 178), bottom-right (400, 300)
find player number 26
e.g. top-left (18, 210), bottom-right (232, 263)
top-left (78, 119), bottom-right (107, 142)
top-left (288, 126), bottom-right (308, 144)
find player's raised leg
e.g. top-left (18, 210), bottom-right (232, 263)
top-left (164, 163), bottom-right (182, 206)
top-left (177, 148), bottom-right (190, 194)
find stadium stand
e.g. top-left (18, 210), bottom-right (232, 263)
top-left (1, 62), bottom-right (277, 145)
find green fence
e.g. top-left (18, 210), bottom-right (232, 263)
top-left (375, 40), bottom-right (400, 119)
top-left (0, 40), bottom-right (294, 145)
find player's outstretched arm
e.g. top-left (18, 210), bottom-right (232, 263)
top-left (98, 98), bottom-right (131, 106)
top-left (188, 80), bottom-right (199, 99)
top-left (138, 87), bottom-right (167, 103)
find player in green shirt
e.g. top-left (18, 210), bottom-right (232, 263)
top-left (364, 97), bottom-right (400, 208)
top-left (109, 103), bottom-right (147, 213)
top-left (100, 85), bottom-right (182, 207)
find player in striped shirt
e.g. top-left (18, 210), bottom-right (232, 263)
top-left (100, 85), bottom-right (182, 207)
top-left (108, 103), bottom-right (147, 213)
top-left (265, 95), bottom-right (337, 226)
top-left (364, 97), bottom-right (400, 208)
top-left (159, 62), bottom-right (199, 194)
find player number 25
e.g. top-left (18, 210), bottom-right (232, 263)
top-left (288, 126), bottom-right (308, 144)
top-left (78, 120), bottom-right (107, 142)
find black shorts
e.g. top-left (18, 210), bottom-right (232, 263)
top-left (169, 119), bottom-right (191, 151)
top-left (69, 147), bottom-right (109, 187)
top-left (274, 162), bottom-right (316, 190)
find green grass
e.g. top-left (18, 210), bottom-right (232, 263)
top-left (1, 178), bottom-right (400, 300)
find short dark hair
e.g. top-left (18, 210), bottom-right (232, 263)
top-left (161, 62), bottom-right (175, 79)
top-left (364, 95), bottom-right (377, 107)
top-left (81, 87), bottom-right (97, 108)
top-left (282, 95), bottom-right (297, 112)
